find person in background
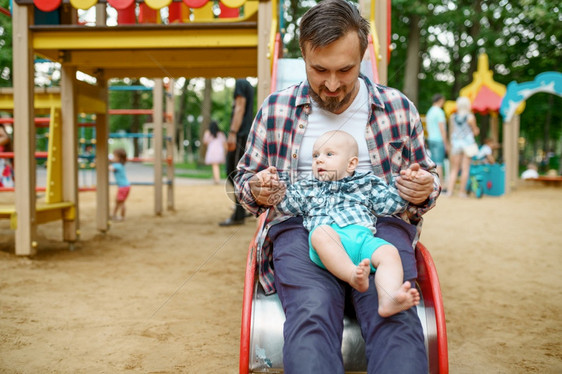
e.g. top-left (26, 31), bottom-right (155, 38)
top-left (203, 120), bottom-right (227, 184)
top-left (234, 0), bottom-right (439, 372)
top-left (219, 78), bottom-right (255, 226)
top-left (475, 137), bottom-right (499, 164)
top-left (425, 94), bottom-right (449, 185)
top-left (521, 162), bottom-right (539, 179)
top-left (110, 148), bottom-right (131, 221)
top-left (445, 96), bottom-right (480, 197)
top-left (0, 124), bottom-right (14, 187)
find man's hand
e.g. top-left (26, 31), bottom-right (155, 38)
top-left (248, 166), bottom-right (286, 206)
top-left (227, 132), bottom-right (237, 152)
top-left (395, 163), bottom-right (435, 205)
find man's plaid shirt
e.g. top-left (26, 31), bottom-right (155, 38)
top-left (276, 172), bottom-right (408, 233)
top-left (234, 75), bottom-right (440, 295)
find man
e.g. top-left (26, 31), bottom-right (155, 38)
top-left (234, 0), bottom-right (440, 372)
top-left (219, 78), bottom-right (254, 226)
top-left (426, 93), bottom-right (449, 184)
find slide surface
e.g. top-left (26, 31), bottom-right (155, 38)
top-left (275, 58), bottom-right (377, 92)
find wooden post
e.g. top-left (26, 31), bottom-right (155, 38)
top-left (95, 3), bottom-right (106, 26)
top-left (503, 118), bottom-right (512, 194)
top-left (374, 0), bottom-right (388, 85)
top-left (61, 65), bottom-right (79, 244)
top-left (12, 3), bottom-right (37, 256)
top-left (502, 115), bottom-right (520, 194)
top-left (511, 115), bottom-right (520, 190)
top-left (490, 112), bottom-right (499, 160)
top-left (153, 79), bottom-right (163, 216)
top-left (96, 73), bottom-right (110, 232)
top-left (257, 0), bottom-right (272, 104)
top-left (165, 79), bottom-right (175, 211)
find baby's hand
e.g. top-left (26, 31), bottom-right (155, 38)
top-left (400, 163), bottom-right (419, 181)
top-left (249, 166), bottom-right (286, 206)
top-left (396, 163), bottom-right (434, 205)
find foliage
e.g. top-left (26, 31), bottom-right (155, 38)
top-left (0, 0), bottom-right (12, 87)
top-left (174, 161), bottom-right (227, 179)
top-left (108, 81), bottom-right (153, 133)
top-left (1, 0), bottom-right (560, 166)
top-left (388, 0), bottom-right (561, 163)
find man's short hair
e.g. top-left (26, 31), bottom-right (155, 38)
top-left (299, 0), bottom-right (370, 57)
top-left (432, 94), bottom-right (444, 103)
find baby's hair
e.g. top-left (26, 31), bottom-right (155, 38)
top-left (113, 148), bottom-right (127, 164)
top-left (317, 130), bottom-right (359, 157)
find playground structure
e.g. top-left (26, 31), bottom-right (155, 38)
top-left (4, 0), bottom-right (391, 256)
top-left (500, 71), bottom-right (562, 186)
top-left (3, 0), bottom-right (266, 255)
top-left (4, 0), bottom-right (449, 372)
top-left (444, 53), bottom-right (562, 194)
top-left (0, 80), bottom-right (176, 251)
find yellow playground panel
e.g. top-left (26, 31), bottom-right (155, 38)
top-left (0, 85), bottom-right (105, 252)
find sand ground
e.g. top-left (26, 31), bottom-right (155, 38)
top-left (0, 181), bottom-right (561, 373)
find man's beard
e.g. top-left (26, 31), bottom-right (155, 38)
top-left (309, 85), bottom-right (354, 113)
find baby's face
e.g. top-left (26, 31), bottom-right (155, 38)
top-left (312, 136), bottom-right (355, 181)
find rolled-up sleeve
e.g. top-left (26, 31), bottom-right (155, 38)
top-left (405, 104), bottom-right (441, 223)
top-left (233, 106), bottom-right (270, 216)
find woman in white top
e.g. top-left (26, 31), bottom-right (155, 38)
top-left (445, 96), bottom-right (480, 197)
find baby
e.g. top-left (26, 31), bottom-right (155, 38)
top-left (273, 130), bottom-right (420, 317)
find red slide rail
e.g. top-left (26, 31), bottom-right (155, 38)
top-left (239, 213), bottom-right (267, 374)
top-left (416, 242), bottom-right (449, 373)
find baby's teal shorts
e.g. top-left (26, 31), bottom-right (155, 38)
top-left (308, 223), bottom-right (391, 273)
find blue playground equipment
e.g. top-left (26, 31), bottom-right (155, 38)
top-left (466, 162), bottom-right (505, 198)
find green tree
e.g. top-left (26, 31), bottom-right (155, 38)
top-left (0, 0), bottom-right (12, 87)
top-left (108, 80), bottom-right (153, 157)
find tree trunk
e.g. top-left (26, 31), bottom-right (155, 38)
top-left (177, 79), bottom-right (190, 162)
top-left (403, 14), bottom-right (420, 106)
top-left (466, 0), bottom-right (482, 88)
top-left (544, 94), bottom-right (553, 158)
top-left (131, 78), bottom-right (141, 157)
top-left (198, 78), bottom-right (212, 164)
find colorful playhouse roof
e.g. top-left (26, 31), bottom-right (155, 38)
top-left (459, 53), bottom-right (507, 115)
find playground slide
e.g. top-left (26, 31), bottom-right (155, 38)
top-left (240, 214), bottom-right (449, 373)
top-left (240, 38), bottom-right (448, 374)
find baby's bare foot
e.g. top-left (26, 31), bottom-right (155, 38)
top-left (349, 259), bottom-right (370, 293)
top-left (378, 281), bottom-right (420, 317)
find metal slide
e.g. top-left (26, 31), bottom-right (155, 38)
top-left (274, 57), bottom-right (377, 92)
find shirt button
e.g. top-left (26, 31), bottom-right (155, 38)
top-left (292, 154), bottom-right (297, 159)
top-left (299, 124), bottom-right (304, 129)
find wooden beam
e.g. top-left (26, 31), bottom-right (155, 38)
top-left (374, 0), bottom-right (388, 85)
top-left (95, 72), bottom-right (110, 233)
top-left (165, 80), bottom-right (175, 212)
top-left (76, 67), bottom-right (258, 80)
top-left (12, 2), bottom-right (37, 256)
top-left (56, 48), bottom-right (258, 69)
top-left (76, 80), bottom-right (107, 113)
top-left (61, 65), bottom-right (79, 243)
top-left (257, 0), bottom-right (271, 104)
top-left (32, 26), bottom-right (258, 51)
top-left (153, 79), bottom-right (163, 216)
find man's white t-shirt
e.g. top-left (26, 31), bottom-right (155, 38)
top-left (297, 79), bottom-right (372, 176)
